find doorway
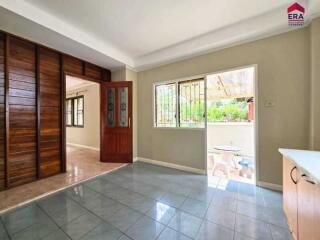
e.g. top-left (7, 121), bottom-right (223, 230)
top-left (206, 66), bottom-right (256, 184)
top-left (65, 75), bottom-right (101, 173)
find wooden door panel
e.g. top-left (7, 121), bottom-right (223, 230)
top-left (39, 47), bottom-right (61, 178)
top-left (63, 55), bottom-right (83, 75)
top-left (101, 81), bottom-right (132, 163)
top-left (7, 37), bottom-right (37, 187)
top-left (0, 33), bottom-right (4, 190)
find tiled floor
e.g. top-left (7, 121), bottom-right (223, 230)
top-left (0, 146), bottom-right (126, 213)
top-left (0, 162), bottom-right (292, 240)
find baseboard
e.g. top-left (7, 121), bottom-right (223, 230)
top-left (133, 157), bottom-right (139, 162)
top-left (257, 181), bottom-right (282, 192)
top-left (67, 142), bottom-right (99, 151)
top-left (137, 157), bottom-right (206, 174)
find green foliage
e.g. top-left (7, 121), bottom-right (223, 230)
top-left (207, 99), bottom-right (248, 122)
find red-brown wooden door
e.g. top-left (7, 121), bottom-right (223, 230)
top-left (100, 81), bottom-right (132, 163)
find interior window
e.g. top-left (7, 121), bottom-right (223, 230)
top-left (66, 96), bottom-right (84, 127)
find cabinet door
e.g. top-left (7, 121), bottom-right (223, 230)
top-left (298, 173), bottom-right (316, 240)
top-left (283, 157), bottom-right (298, 239)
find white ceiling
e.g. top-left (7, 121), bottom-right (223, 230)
top-left (0, 0), bottom-right (319, 70)
top-left (66, 76), bottom-right (97, 91)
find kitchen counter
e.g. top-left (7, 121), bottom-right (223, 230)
top-left (279, 148), bottom-right (320, 184)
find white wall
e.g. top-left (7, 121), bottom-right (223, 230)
top-left (66, 84), bottom-right (100, 150)
top-left (207, 123), bottom-right (254, 157)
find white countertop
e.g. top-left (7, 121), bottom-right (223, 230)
top-left (279, 148), bottom-right (320, 184)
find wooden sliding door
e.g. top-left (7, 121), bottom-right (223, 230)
top-left (8, 37), bottom-right (37, 187)
top-left (0, 30), bottom-right (111, 190)
top-left (0, 33), bottom-right (5, 190)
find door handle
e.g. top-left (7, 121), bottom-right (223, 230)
top-left (301, 174), bottom-right (316, 185)
top-left (290, 166), bottom-right (297, 184)
top-left (128, 117), bottom-right (131, 128)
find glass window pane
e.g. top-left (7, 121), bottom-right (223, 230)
top-left (155, 83), bottom-right (176, 127)
top-left (73, 98), bottom-right (78, 125)
top-left (66, 99), bottom-right (72, 126)
top-left (78, 97), bottom-right (83, 110)
top-left (78, 113), bottom-right (83, 125)
top-left (179, 79), bottom-right (205, 128)
top-left (119, 87), bottom-right (128, 127)
top-left (106, 88), bottom-right (115, 127)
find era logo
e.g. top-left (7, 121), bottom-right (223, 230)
top-left (288, 2), bottom-right (305, 26)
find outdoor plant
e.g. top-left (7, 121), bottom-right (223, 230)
top-left (207, 99), bottom-right (248, 122)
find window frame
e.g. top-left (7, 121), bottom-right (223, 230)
top-left (66, 95), bottom-right (84, 128)
top-left (153, 76), bottom-right (205, 130)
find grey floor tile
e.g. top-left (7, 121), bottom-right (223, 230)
top-left (10, 218), bottom-right (59, 240)
top-left (90, 201), bottom-right (124, 220)
top-left (66, 185), bottom-right (102, 208)
top-left (180, 198), bottom-right (209, 218)
top-left (187, 189), bottom-right (215, 204)
top-left (1, 204), bottom-right (48, 235)
top-left (124, 182), bottom-right (166, 200)
top-left (42, 229), bottom-right (71, 240)
top-left (0, 220), bottom-right (9, 240)
top-left (235, 214), bottom-right (272, 240)
top-left (146, 202), bottom-right (176, 225)
top-left (224, 180), bottom-right (239, 193)
top-left (210, 190), bottom-right (237, 211)
top-left (120, 195), bottom-right (156, 214)
top-left (236, 200), bottom-right (266, 220)
top-left (263, 209), bottom-right (289, 229)
top-left (37, 192), bottom-right (69, 211)
top-left (205, 205), bottom-right (236, 230)
top-left (196, 220), bottom-right (234, 240)
top-left (104, 187), bottom-right (137, 202)
top-left (43, 201), bottom-right (88, 227)
top-left (237, 192), bottom-right (265, 206)
top-left (61, 212), bottom-right (102, 240)
top-left (162, 183), bottom-right (192, 196)
top-left (159, 192), bottom-right (186, 208)
top-left (101, 173), bottom-right (131, 186)
top-left (84, 178), bottom-right (119, 194)
top-left (234, 232), bottom-right (255, 240)
top-left (168, 210), bottom-right (202, 238)
top-left (270, 225), bottom-right (293, 240)
top-left (106, 205), bottom-right (143, 232)
top-left (261, 189), bottom-right (283, 209)
top-left (125, 216), bottom-right (165, 240)
top-left (158, 227), bottom-right (192, 240)
top-left (80, 222), bottom-right (122, 240)
top-left (118, 235), bottom-right (133, 240)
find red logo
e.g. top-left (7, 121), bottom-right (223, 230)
top-left (288, 2), bottom-right (305, 26)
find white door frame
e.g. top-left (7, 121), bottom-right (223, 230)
top-left (204, 64), bottom-right (259, 185)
